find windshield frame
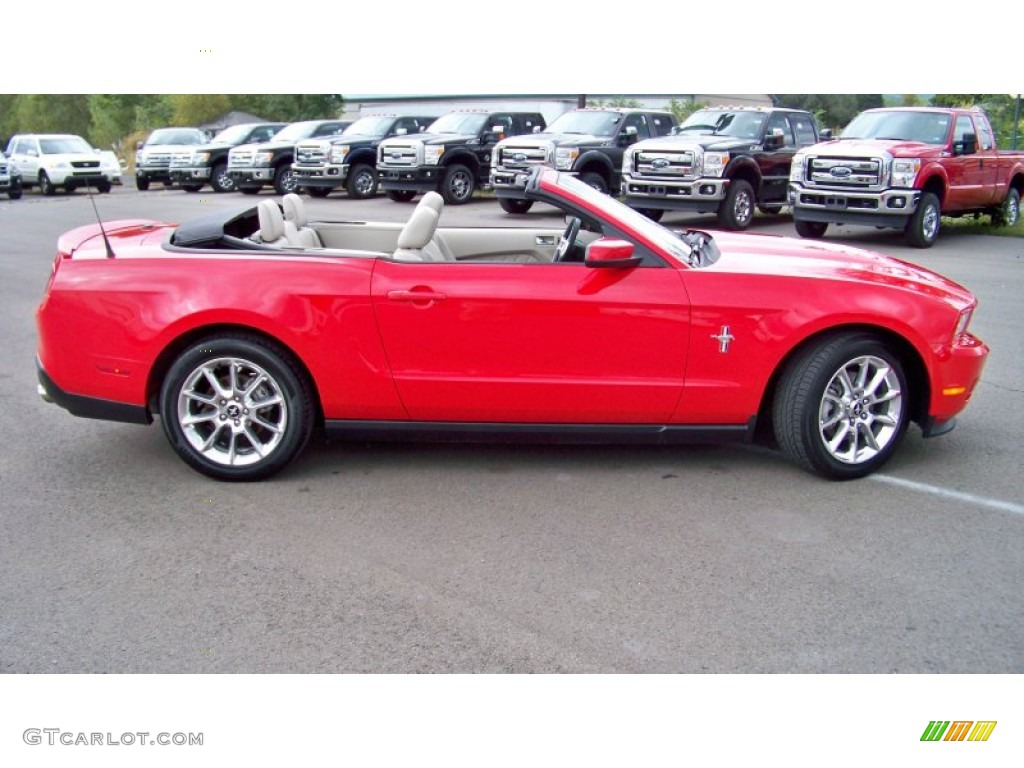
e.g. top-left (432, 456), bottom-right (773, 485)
top-left (426, 113), bottom-right (489, 135)
top-left (545, 111), bottom-right (622, 137)
top-left (840, 110), bottom-right (953, 145)
top-left (673, 110), bottom-right (767, 140)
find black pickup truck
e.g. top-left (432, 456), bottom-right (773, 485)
top-left (169, 122), bottom-right (286, 193)
top-left (490, 107), bottom-right (677, 213)
top-left (292, 115), bottom-right (435, 198)
top-left (621, 106), bottom-right (827, 228)
top-left (376, 111), bottom-right (546, 204)
top-left (227, 119), bottom-right (351, 195)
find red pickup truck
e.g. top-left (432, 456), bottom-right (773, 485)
top-left (788, 106), bottom-right (1024, 247)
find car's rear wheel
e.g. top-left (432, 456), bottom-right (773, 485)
top-left (794, 219), bottom-right (828, 239)
top-left (39, 171), bottom-right (55, 196)
top-left (441, 164), bottom-right (475, 205)
top-left (159, 335), bottom-right (315, 481)
top-left (210, 162), bottom-right (233, 193)
top-left (773, 334), bottom-right (908, 480)
top-left (346, 164), bottom-right (378, 199)
top-left (904, 191), bottom-right (941, 248)
top-left (499, 198), bottom-right (533, 214)
top-left (717, 179), bottom-right (754, 230)
top-left (386, 189), bottom-right (416, 202)
top-left (993, 187), bottom-right (1020, 227)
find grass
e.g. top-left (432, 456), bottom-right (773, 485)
top-left (940, 210), bottom-right (1023, 238)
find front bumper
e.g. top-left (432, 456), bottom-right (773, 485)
top-left (136, 166), bottom-right (173, 181)
top-left (36, 360), bottom-right (150, 425)
top-left (622, 175), bottom-right (728, 213)
top-left (923, 332), bottom-right (989, 432)
top-left (293, 165), bottom-right (349, 188)
top-left (789, 184), bottom-right (920, 229)
top-left (0, 175), bottom-right (21, 191)
top-left (379, 166), bottom-right (445, 192)
top-left (169, 167), bottom-right (212, 182)
top-left (228, 167), bottom-right (274, 184)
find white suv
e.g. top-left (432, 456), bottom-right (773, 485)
top-left (5, 134), bottom-right (122, 195)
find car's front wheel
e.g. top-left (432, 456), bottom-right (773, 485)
top-left (39, 171), bottom-right (56, 196)
top-left (159, 335), bottom-right (315, 481)
top-left (273, 166), bottom-right (298, 195)
top-left (904, 191), bottom-right (941, 248)
top-left (346, 164), bottom-right (378, 199)
top-left (441, 164), bottom-right (475, 205)
top-left (773, 334), bottom-right (908, 480)
top-left (794, 219), bottom-right (828, 239)
top-left (210, 162), bottom-right (233, 193)
top-left (718, 179), bottom-right (755, 230)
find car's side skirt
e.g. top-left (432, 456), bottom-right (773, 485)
top-left (323, 419), bottom-right (756, 445)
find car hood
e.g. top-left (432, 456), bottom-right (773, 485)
top-left (501, 133), bottom-right (611, 149)
top-left (706, 231), bottom-right (975, 308)
top-left (383, 132), bottom-right (477, 146)
top-left (807, 139), bottom-right (946, 159)
top-left (638, 134), bottom-right (756, 152)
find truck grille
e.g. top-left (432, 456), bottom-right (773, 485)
top-left (71, 160), bottom-right (100, 169)
top-left (804, 155), bottom-right (884, 189)
top-left (294, 142), bottom-right (328, 167)
top-left (170, 150), bottom-right (194, 168)
top-left (140, 151), bottom-right (173, 168)
top-left (498, 144), bottom-right (549, 169)
top-left (0, 161), bottom-right (8, 174)
top-left (633, 148), bottom-right (698, 179)
top-left (229, 150), bottom-right (254, 168)
top-left (377, 141), bottom-right (422, 168)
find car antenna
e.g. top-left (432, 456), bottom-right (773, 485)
top-left (85, 174), bottom-right (116, 259)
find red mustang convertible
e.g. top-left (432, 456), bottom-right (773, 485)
top-left (36, 169), bottom-right (988, 481)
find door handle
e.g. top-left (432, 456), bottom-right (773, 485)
top-left (536, 235), bottom-right (556, 246)
top-left (387, 289), bottom-right (447, 302)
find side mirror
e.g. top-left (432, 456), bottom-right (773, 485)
top-left (764, 132), bottom-right (785, 150)
top-left (395, 128), bottom-right (408, 135)
top-left (585, 238), bottom-right (642, 269)
top-left (136, 140), bottom-right (145, 150)
top-left (955, 132), bottom-right (977, 155)
top-left (819, 128), bottom-right (832, 140)
top-left (618, 126), bottom-right (639, 147)
top-left (532, 125), bottom-right (542, 133)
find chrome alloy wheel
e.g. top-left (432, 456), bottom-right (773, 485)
top-left (176, 357), bottom-right (288, 467)
top-left (920, 200), bottom-right (940, 241)
top-left (448, 169), bottom-right (472, 200)
top-left (733, 187), bottom-right (753, 226)
top-left (818, 354), bottom-right (903, 465)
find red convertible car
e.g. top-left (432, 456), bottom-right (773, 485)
top-left (36, 169), bottom-right (988, 481)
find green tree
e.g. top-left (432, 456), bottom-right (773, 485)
top-left (667, 98), bottom-right (709, 123)
top-left (89, 95), bottom-right (153, 150)
top-left (168, 94), bottom-right (231, 126)
top-left (10, 95), bottom-right (92, 138)
top-left (586, 96), bottom-right (642, 109)
top-left (773, 94), bottom-right (882, 131)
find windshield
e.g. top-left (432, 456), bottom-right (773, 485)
top-left (212, 125), bottom-right (256, 144)
top-left (545, 111), bottom-right (622, 137)
top-left (145, 128), bottom-right (206, 146)
top-left (426, 113), bottom-right (488, 134)
top-left (343, 117), bottom-right (394, 137)
top-left (673, 110), bottom-right (766, 139)
top-left (39, 136), bottom-right (93, 154)
top-left (549, 173), bottom-right (698, 267)
top-left (841, 110), bottom-right (951, 144)
top-left (271, 122), bottom-right (329, 142)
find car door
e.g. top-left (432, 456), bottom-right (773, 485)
top-left (947, 114), bottom-right (987, 210)
top-left (370, 253), bottom-right (690, 423)
top-left (759, 113), bottom-right (798, 203)
top-left (11, 137), bottom-right (40, 183)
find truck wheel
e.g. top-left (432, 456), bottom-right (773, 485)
top-left (210, 162), bottom-right (233, 193)
top-left (904, 192), bottom-right (941, 248)
top-left (499, 198), bottom-right (533, 214)
top-left (773, 333), bottom-right (908, 480)
top-left (136, 176), bottom-right (150, 191)
top-left (386, 190), bottom-right (416, 202)
top-left (306, 187), bottom-right (330, 198)
top-left (758, 203), bottom-right (785, 215)
top-left (39, 171), bottom-right (56, 196)
top-left (718, 179), bottom-right (755, 230)
top-left (441, 164), bottom-right (475, 205)
top-left (273, 166), bottom-right (298, 195)
top-left (993, 188), bottom-right (1020, 227)
top-left (8, 184), bottom-right (22, 200)
top-left (637, 208), bottom-right (664, 222)
top-left (95, 179), bottom-right (112, 194)
top-left (346, 164), bottom-right (378, 199)
top-left (794, 220), bottom-right (828, 238)
top-left (578, 172), bottom-right (608, 194)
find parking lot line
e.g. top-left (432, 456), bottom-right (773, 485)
top-left (872, 474), bottom-right (1024, 516)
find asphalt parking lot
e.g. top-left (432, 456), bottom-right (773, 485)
top-left (1, 181), bottom-right (1021, 673)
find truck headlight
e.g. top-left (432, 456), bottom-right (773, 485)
top-left (192, 152), bottom-right (210, 164)
top-left (702, 152), bottom-right (729, 177)
top-left (790, 153), bottom-right (807, 182)
top-left (891, 158), bottom-right (921, 188)
top-left (622, 150), bottom-right (635, 175)
top-left (329, 145), bottom-right (350, 164)
top-left (555, 148), bottom-right (579, 171)
top-left (424, 146), bottom-right (445, 165)
top-left (491, 147), bottom-right (499, 166)
top-left (254, 152), bottom-right (274, 166)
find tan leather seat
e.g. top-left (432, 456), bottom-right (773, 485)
top-left (282, 193), bottom-right (323, 247)
top-left (392, 204), bottom-right (441, 262)
top-left (256, 200), bottom-right (291, 246)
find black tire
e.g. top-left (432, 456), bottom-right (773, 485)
top-left (717, 179), bottom-right (755, 230)
top-left (8, 184), bottom-right (22, 200)
top-left (39, 171), bottom-right (55, 197)
top-left (158, 334), bottom-right (315, 482)
top-left (773, 333), bottom-right (909, 480)
top-left (386, 189), bottom-right (416, 202)
top-left (637, 208), bottom-right (664, 222)
top-left (239, 186), bottom-right (261, 195)
top-left (441, 163), bottom-right (475, 205)
top-left (904, 191), bottom-right (941, 248)
top-left (210, 162), bottom-right (233, 193)
top-left (273, 165), bottom-right (298, 196)
top-left (96, 179), bottom-right (112, 194)
top-left (578, 171), bottom-right (608, 194)
top-left (794, 219), bottom-right (828, 238)
top-left (306, 187), bottom-right (331, 198)
top-left (992, 187), bottom-right (1020, 227)
top-left (499, 198), bottom-right (534, 214)
top-left (181, 184), bottom-right (204, 193)
top-left (758, 203), bottom-right (785, 215)
top-left (345, 164), bottom-right (378, 199)
top-left (136, 176), bottom-right (151, 191)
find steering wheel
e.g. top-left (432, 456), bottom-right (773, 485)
top-left (554, 216), bottom-right (582, 262)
